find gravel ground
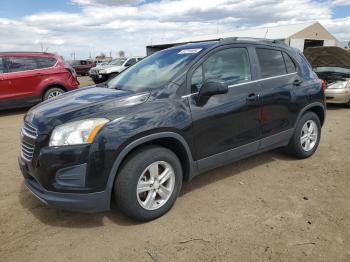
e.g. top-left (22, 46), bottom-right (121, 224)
top-left (0, 80), bottom-right (349, 261)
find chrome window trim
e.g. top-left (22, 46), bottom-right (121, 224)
top-left (182, 72), bottom-right (297, 98)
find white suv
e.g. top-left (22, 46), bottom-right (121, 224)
top-left (89, 57), bottom-right (143, 84)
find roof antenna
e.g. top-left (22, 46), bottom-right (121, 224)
top-left (264, 27), bottom-right (269, 39)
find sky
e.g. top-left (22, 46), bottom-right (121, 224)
top-left (0, 0), bottom-right (349, 59)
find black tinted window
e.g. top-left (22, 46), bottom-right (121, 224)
top-left (35, 57), bottom-right (57, 68)
top-left (0, 57), bottom-right (5, 73)
top-left (283, 52), bottom-right (296, 73)
top-left (7, 56), bottom-right (38, 72)
top-left (256, 48), bottom-right (287, 78)
top-left (126, 58), bottom-right (137, 66)
top-left (191, 48), bottom-right (251, 92)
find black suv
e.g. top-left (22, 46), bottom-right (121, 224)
top-left (18, 38), bottom-right (326, 221)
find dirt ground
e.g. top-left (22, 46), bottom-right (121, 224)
top-left (0, 78), bottom-right (349, 261)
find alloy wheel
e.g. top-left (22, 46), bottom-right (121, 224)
top-left (136, 161), bottom-right (175, 210)
top-left (300, 120), bottom-right (318, 151)
top-left (47, 90), bottom-right (63, 99)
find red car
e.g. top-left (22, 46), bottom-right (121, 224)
top-left (70, 60), bottom-right (95, 76)
top-left (0, 52), bottom-right (79, 109)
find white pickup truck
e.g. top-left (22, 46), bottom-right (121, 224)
top-left (89, 57), bottom-right (143, 84)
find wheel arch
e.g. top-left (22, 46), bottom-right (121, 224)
top-left (106, 132), bottom-right (195, 200)
top-left (295, 102), bottom-right (326, 127)
top-left (41, 83), bottom-right (67, 100)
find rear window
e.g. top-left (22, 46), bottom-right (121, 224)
top-left (35, 57), bottom-right (57, 68)
top-left (256, 48), bottom-right (287, 78)
top-left (7, 56), bottom-right (38, 72)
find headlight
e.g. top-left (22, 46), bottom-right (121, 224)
top-left (49, 118), bottom-right (109, 147)
top-left (327, 81), bottom-right (349, 89)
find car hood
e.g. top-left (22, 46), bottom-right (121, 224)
top-left (25, 86), bottom-right (150, 134)
top-left (101, 65), bottom-right (123, 70)
top-left (304, 46), bottom-right (350, 69)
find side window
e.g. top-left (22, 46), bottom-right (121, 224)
top-left (282, 52), bottom-right (296, 73)
top-left (190, 48), bottom-right (251, 93)
top-left (0, 57), bottom-right (5, 73)
top-left (35, 57), bottom-right (57, 69)
top-left (256, 48), bottom-right (287, 78)
top-left (7, 56), bottom-right (38, 72)
top-left (126, 58), bottom-right (137, 66)
top-left (191, 66), bottom-right (203, 93)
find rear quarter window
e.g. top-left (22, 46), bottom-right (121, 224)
top-left (256, 48), bottom-right (287, 78)
top-left (35, 57), bottom-right (57, 69)
top-left (282, 52), bottom-right (296, 73)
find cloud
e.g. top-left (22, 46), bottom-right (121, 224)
top-left (71, 0), bottom-right (142, 6)
top-left (330, 0), bottom-right (350, 6)
top-left (0, 0), bottom-right (348, 59)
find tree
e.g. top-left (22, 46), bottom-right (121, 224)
top-left (118, 50), bottom-right (125, 58)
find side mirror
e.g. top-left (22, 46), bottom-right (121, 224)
top-left (197, 80), bottom-right (228, 105)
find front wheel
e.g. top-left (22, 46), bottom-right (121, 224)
top-left (286, 111), bottom-right (321, 159)
top-left (114, 146), bottom-right (183, 221)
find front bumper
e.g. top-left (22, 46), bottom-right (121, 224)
top-left (18, 157), bottom-right (110, 213)
top-left (325, 88), bottom-right (350, 104)
top-left (89, 73), bottom-right (109, 83)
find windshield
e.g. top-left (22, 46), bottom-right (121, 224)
top-left (109, 58), bottom-right (127, 66)
top-left (314, 67), bottom-right (350, 74)
top-left (107, 48), bottom-right (203, 91)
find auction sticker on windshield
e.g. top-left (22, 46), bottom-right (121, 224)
top-left (178, 48), bottom-right (202, 54)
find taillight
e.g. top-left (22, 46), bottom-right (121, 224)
top-left (320, 79), bottom-right (327, 92)
top-left (66, 67), bottom-right (77, 78)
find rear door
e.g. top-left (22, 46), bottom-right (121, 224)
top-left (187, 46), bottom-right (262, 169)
top-left (0, 56), bottom-right (12, 100)
top-left (6, 56), bottom-right (42, 99)
top-left (254, 47), bottom-right (299, 146)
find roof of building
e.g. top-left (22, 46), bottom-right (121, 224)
top-left (171, 21), bottom-right (335, 45)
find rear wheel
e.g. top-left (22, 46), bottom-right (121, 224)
top-left (43, 87), bottom-right (65, 101)
top-left (286, 111), bottom-right (321, 159)
top-left (114, 146), bottom-right (183, 221)
top-left (345, 99), bottom-right (350, 108)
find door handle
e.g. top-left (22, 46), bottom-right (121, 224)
top-left (246, 93), bottom-right (259, 102)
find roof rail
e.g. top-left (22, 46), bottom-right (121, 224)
top-left (219, 37), bottom-right (288, 46)
top-left (0, 51), bottom-right (53, 54)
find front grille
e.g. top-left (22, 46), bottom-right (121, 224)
top-left (90, 69), bottom-right (98, 74)
top-left (21, 122), bottom-right (38, 162)
top-left (21, 141), bottom-right (35, 162)
top-left (22, 122), bottom-right (38, 139)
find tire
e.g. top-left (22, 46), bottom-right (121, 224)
top-left (108, 73), bottom-right (118, 80)
top-left (43, 87), bottom-right (65, 101)
top-left (114, 146), bottom-right (183, 221)
top-left (92, 79), bottom-right (103, 84)
top-left (286, 111), bottom-right (321, 159)
top-left (345, 99), bottom-right (350, 108)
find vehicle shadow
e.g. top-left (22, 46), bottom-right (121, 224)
top-left (181, 148), bottom-right (294, 195)
top-left (18, 183), bottom-right (140, 228)
top-left (18, 148), bottom-right (296, 228)
top-left (0, 107), bottom-right (30, 117)
top-left (326, 104), bottom-right (348, 110)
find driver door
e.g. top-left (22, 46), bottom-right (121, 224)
top-left (187, 46), bottom-right (262, 171)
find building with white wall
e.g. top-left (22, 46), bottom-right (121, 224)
top-left (146, 21), bottom-right (340, 55)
